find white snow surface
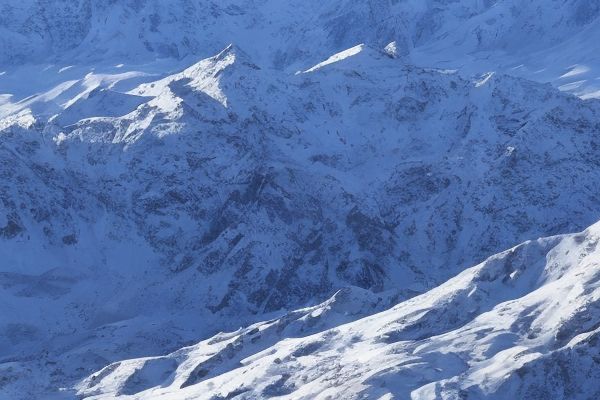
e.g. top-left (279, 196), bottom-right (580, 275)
top-left (1, 1), bottom-right (600, 399)
top-left (79, 223), bottom-right (600, 399)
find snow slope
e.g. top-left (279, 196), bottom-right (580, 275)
top-left (78, 221), bottom-right (600, 399)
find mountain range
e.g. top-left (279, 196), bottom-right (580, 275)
top-left (1, 1), bottom-right (600, 399)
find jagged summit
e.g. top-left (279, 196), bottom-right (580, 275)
top-left (211, 43), bottom-right (259, 69)
top-left (301, 43), bottom-right (399, 74)
top-left (131, 44), bottom-right (261, 109)
top-left (2, 0), bottom-right (600, 97)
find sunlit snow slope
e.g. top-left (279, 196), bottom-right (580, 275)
top-left (79, 223), bottom-right (600, 399)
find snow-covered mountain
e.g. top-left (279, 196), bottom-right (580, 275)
top-left (1, 1), bottom-right (600, 399)
top-left (78, 221), bottom-right (600, 399)
top-left (2, 0), bottom-right (600, 97)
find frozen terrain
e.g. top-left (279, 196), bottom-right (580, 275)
top-left (79, 221), bottom-right (600, 399)
top-left (1, 0), bottom-right (600, 399)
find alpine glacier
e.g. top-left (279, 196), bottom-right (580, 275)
top-left (1, 1), bottom-right (600, 399)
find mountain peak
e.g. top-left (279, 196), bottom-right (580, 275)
top-left (207, 43), bottom-right (260, 71)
